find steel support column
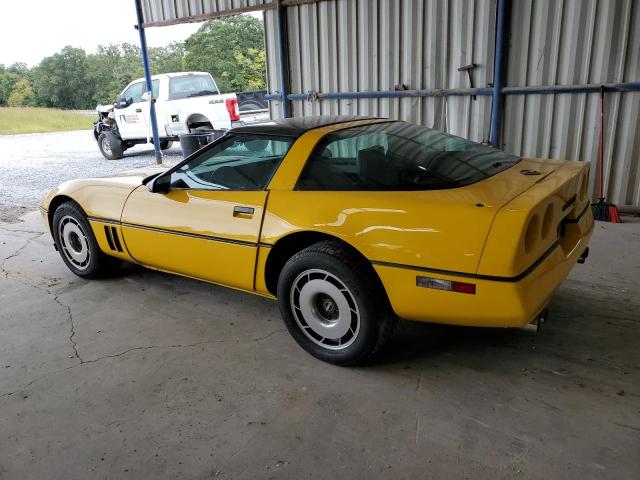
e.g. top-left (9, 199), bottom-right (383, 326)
top-left (276, 1), bottom-right (291, 118)
top-left (135, 0), bottom-right (163, 164)
top-left (489, 0), bottom-right (509, 148)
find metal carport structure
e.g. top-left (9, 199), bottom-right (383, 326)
top-left (136, 0), bottom-right (640, 209)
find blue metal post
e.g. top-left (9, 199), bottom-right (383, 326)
top-left (490, 0), bottom-right (509, 148)
top-left (135, 0), bottom-right (163, 164)
top-left (277, 2), bottom-right (290, 118)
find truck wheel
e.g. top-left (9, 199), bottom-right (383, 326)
top-left (98, 132), bottom-right (124, 160)
top-left (160, 140), bottom-right (173, 150)
top-left (277, 240), bottom-right (397, 365)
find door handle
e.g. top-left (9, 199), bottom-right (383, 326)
top-left (135, 108), bottom-right (142, 113)
top-left (233, 206), bottom-right (254, 216)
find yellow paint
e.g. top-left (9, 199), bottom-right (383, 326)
top-left (41, 119), bottom-right (593, 328)
top-left (120, 187), bottom-right (267, 291)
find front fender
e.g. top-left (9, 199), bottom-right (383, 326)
top-left (40, 176), bottom-right (146, 236)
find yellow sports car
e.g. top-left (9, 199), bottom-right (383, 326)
top-left (41, 117), bottom-right (593, 364)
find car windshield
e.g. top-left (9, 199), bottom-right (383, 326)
top-left (169, 135), bottom-right (293, 190)
top-left (169, 75), bottom-right (219, 100)
top-left (296, 121), bottom-right (521, 191)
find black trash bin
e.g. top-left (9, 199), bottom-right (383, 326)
top-left (179, 130), bottom-right (223, 157)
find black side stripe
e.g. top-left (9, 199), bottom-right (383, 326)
top-left (87, 216), bottom-right (120, 225)
top-left (87, 216), bottom-right (257, 247)
top-left (120, 222), bottom-right (257, 247)
top-left (371, 241), bottom-right (560, 283)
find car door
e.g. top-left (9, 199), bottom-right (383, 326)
top-left (120, 134), bottom-right (294, 291)
top-left (115, 81), bottom-right (147, 140)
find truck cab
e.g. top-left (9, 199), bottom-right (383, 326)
top-left (94, 72), bottom-right (240, 160)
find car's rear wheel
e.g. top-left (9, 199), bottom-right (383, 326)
top-left (52, 202), bottom-right (117, 279)
top-left (98, 132), bottom-right (124, 160)
top-left (277, 241), bottom-right (396, 365)
top-left (160, 140), bottom-right (173, 150)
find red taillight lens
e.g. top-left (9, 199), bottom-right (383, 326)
top-left (225, 98), bottom-right (240, 121)
top-left (451, 281), bottom-right (477, 295)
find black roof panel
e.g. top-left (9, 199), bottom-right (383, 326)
top-left (229, 115), bottom-right (377, 137)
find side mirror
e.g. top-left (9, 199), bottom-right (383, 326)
top-left (147, 174), bottom-right (171, 193)
top-left (114, 95), bottom-right (130, 109)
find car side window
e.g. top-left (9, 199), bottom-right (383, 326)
top-left (122, 80), bottom-right (159, 104)
top-left (169, 135), bottom-right (293, 190)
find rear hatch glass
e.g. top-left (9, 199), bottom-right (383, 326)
top-left (297, 121), bottom-right (521, 190)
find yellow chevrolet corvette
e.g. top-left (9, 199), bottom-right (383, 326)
top-left (41, 117), bottom-right (593, 364)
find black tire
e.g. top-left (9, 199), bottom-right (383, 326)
top-left (277, 241), bottom-right (396, 365)
top-left (98, 132), bottom-right (124, 160)
top-left (52, 201), bottom-right (117, 279)
top-left (160, 140), bottom-right (173, 150)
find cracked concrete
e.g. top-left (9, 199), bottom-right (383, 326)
top-left (1, 211), bottom-right (639, 480)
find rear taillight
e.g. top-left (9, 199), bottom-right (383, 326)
top-left (225, 98), bottom-right (240, 121)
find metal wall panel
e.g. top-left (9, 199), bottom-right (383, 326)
top-left (265, 0), bottom-right (639, 206)
top-left (142, 0), bottom-right (639, 206)
top-left (266, 0), bottom-right (497, 144)
top-left (505, 0), bottom-right (640, 206)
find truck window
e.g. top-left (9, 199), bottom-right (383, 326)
top-left (169, 75), bottom-right (219, 100)
top-left (121, 80), bottom-right (159, 104)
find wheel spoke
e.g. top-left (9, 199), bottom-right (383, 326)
top-left (289, 268), bottom-right (360, 351)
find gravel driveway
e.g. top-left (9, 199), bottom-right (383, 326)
top-left (0, 130), bottom-right (182, 222)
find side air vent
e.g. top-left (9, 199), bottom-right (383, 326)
top-left (104, 226), bottom-right (123, 253)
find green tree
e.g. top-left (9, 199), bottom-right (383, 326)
top-left (183, 15), bottom-right (266, 93)
top-left (149, 42), bottom-right (185, 75)
top-left (234, 48), bottom-right (267, 91)
top-left (7, 78), bottom-right (35, 106)
top-left (86, 44), bottom-right (142, 106)
top-left (32, 46), bottom-right (92, 109)
top-left (0, 63), bottom-right (31, 106)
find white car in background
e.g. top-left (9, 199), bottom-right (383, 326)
top-left (94, 72), bottom-right (240, 160)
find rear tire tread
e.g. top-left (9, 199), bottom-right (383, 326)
top-left (278, 240), bottom-right (397, 365)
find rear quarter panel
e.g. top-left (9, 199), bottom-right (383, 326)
top-left (260, 190), bottom-right (496, 274)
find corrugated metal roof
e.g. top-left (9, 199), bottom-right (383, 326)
top-left (141, 0), bottom-right (274, 26)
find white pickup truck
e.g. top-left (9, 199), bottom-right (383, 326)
top-left (94, 72), bottom-right (240, 160)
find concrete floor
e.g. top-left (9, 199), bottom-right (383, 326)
top-left (0, 212), bottom-right (639, 480)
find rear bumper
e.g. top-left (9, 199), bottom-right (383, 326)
top-left (374, 209), bottom-right (594, 328)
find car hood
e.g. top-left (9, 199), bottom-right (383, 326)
top-left (41, 165), bottom-right (170, 222)
top-left (107, 165), bottom-right (169, 183)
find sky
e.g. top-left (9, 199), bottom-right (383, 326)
top-left (0, 0), bottom-right (261, 67)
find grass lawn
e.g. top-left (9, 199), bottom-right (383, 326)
top-left (0, 107), bottom-right (94, 135)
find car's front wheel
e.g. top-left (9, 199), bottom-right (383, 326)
top-left (52, 201), bottom-right (117, 279)
top-left (277, 241), bottom-right (396, 365)
top-left (98, 132), bottom-right (124, 160)
top-left (160, 140), bottom-right (173, 150)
